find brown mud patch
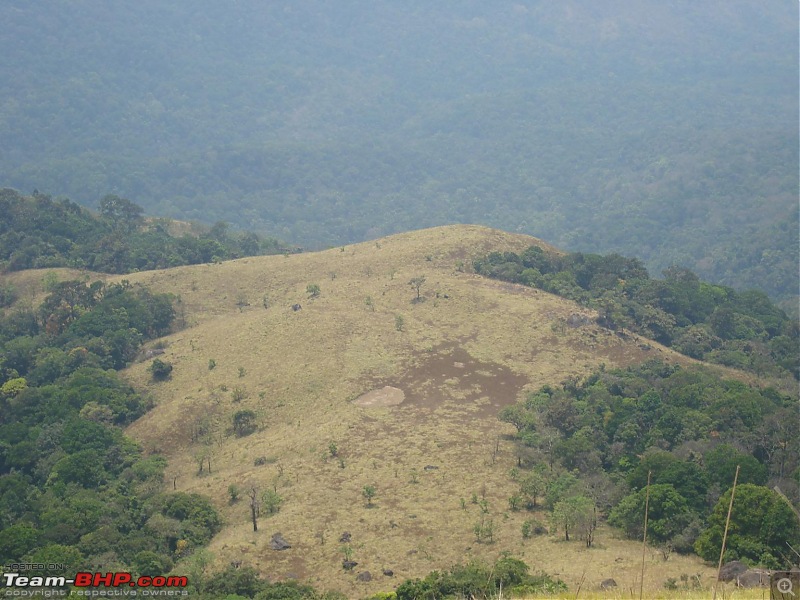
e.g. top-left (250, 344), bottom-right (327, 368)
top-left (362, 343), bottom-right (528, 421)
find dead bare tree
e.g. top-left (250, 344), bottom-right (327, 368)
top-left (247, 485), bottom-right (260, 532)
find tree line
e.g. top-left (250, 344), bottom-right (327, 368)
top-left (0, 188), bottom-right (291, 278)
top-left (474, 246), bottom-right (799, 380)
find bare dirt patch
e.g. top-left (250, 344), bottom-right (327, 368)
top-left (353, 386), bottom-right (405, 408)
top-left (371, 342), bottom-right (529, 422)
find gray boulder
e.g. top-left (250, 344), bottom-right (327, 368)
top-left (719, 561), bottom-right (748, 582)
top-left (599, 578), bottom-right (617, 590)
top-left (269, 533), bottom-right (291, 550)
top-left (736, 570), bottom-right (768, 588)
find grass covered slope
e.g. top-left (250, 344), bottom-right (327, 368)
top-left (117, 225), bottom-right (726, 595)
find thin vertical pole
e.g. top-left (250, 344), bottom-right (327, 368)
top-left (713, 465), bottom-right (740, 600)
top-left (639, 470), bottom-right (651, 600)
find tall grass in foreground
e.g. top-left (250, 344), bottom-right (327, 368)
top-left (512, 587), bottom-right (768, 600)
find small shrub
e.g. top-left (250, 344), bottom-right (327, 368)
top-left (149, 358), bottom-right (173, 381)
top-left (262, 489), bottom-right (283, 515)
top-left (228, 484), bottom-right (240, 503)
top-left (362, 485), bottom-right (376, 507)
top-left (238, 367), bottom-right (246, 378)
top-left (521, 518), bottom-right (548, 539)
top-left (306, 283), bottom-right (321, 298)
top-left (208, 358), bottom-right (216, 370)
top-left (231, 386), bottom-right (246, 402)
top-left (232, 410), bottom-right (257, 437)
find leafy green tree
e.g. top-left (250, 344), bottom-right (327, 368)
top-left (232, 410), bottom-right (258, 437)
top-left (551, 495), bottom-right (594, 542)
top-left (0, 522), bottom-right (40, 562)
top-left (499, 403), bottom-right (536, 434)
top-left (704, 444), bottom-right (768, 489)
top-left (261, 489), bottom-right (282, 515)
top-left (133, 550), bottom-right (173, 577)
top-left (98, 195), bottom-right (144, 232)
top-left (520, 466), bottom-right (549, 508)
top-left (204, 566), bottom-right (265, 598)
top-left (25, 544), bottom-right (83, 577)
top-left (51, 450), bottom-right (107, 487)
top-left (694, 484), bottom-right (800, 568)
top-left (608, 484), bottom-right (696, 545)
top-left (628, 451), bottom-right (709, 511)
top-left (409, 276), bottom-right (426, 301)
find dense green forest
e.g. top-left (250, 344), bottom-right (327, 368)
top-left (0, 189), bottom-right (290, 279)
top-left (499, 361), bottom-right (800, 568)
top-left (0, 279), bottom-right (223, 580)
top-left (1, 2), bottom-right (796, 306)
top-left (474, 246), bottom-right (799, 380)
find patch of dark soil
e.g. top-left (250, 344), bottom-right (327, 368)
top-left (371, 342), bottom-right (528, 420)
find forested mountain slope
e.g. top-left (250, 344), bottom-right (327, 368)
top-left (2, 224), bottom-right (797, 597)
top-left (1, 1), bottom-right (796, 306)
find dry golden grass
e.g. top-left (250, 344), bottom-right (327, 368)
top-left (104, 225), bottom-right (739, 597)
top-left (519, 586), bottom-right (770, 600)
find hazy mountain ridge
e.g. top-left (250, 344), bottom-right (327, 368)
top-left (1, 1), bottom-right (797, 303)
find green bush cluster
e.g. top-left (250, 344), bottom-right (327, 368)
top-left (395, 557), bottom-right (566, 599)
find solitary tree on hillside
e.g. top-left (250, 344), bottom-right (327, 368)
top-left (551, 495), bottom-right (595, 543)
top-left (409, 276), bottom-right (426, 301)
top-left (247, 485), bottom-right (259, 532)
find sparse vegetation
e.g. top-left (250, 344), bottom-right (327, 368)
top-left (307, 283), bottom-right (321, 298)
top-left (231, 386), bottom-right (246, 402)
top-left (362, 484), bottom-right (376, 507)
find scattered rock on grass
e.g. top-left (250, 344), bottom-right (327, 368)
top-left (270, 533), bottom-right (291, 550)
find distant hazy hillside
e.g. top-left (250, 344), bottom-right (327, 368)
top-left (1, 1), bottom-right (796, 303)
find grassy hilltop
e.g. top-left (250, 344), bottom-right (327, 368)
top-left (109, 225), bottom-right (738, 596)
